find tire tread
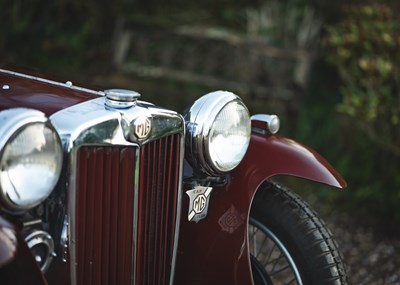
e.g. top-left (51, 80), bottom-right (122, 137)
top-left (251, 182), bottom-right (349, 285)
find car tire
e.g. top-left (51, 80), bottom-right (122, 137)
top-left (249, 182), bottom-right (349, 285)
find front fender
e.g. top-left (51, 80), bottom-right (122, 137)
top-left (235, 133), bottom-right (347, 192)
top-left (174, 134), bottom-right (346, 285)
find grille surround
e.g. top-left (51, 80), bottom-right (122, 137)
top-left (50, 97), bottom-right (185, 285)
top-left (73, 135), bottom-right (182, 285)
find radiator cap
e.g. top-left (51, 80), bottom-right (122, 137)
top-left (104, 89), bottom-right (141, 109)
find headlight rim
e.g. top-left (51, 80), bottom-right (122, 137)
top-left (185, 91), bottom-right (251, 176)
top-left (0, 108), bottom-right (63, 212)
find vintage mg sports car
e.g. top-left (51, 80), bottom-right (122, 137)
top-left (0, 68), bottom-right (348, 284)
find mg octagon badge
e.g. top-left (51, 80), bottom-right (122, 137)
top-left (134, 115), bottom-right (151, 139)
top-left (186, 186), bottom-right (213, 222)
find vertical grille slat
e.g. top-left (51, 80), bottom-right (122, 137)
top-left (74, 133), bottom-right (181, 285)
top-left (101, 148), bottom-right (113, 284)
top-left (93, 148), bottom-right (104, 285)
top-left (75, 149), bottom-right (88, 285)
top-left (119, 148), bottom-right (136, 285)
top-left (109, 149), bottom-right (121, 285)
top-left (84, 148), bottom-right (96, 285)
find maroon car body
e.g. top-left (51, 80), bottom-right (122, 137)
top-left (0, 69), bottom-right (346, 284)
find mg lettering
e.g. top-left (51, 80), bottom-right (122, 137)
top-left (134, 116), bottom-right (151, 139)
top-left (193, 194), bottom-right (206, 214)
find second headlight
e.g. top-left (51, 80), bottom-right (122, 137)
top-left (0, 108), bottom-right (63, 211)
top-left (185, 91), bottom-right (251, 175)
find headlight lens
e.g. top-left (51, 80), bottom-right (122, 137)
top-left (0, 109), bottom-right (63, 211)
top-left (185, 91), bottom-right (251, 175)
top-left (208, 102), bottom-right (250, 171)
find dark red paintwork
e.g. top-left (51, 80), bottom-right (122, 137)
top-left (0, 217), bottom-right (17, 268)
top-left (174, 133), bottom-right (346, 284)
top-left (0, 217), bottom-right (46, 285)
top-left (0, 70), bottom-right (96, 116)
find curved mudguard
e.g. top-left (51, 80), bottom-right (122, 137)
top-left (174, 133), bottom-right (346, 285)
top-left (237, 134), bottom-right (347, 191)
top-left (0, 216), bottom-right (46, 285)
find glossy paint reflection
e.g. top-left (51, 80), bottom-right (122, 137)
top-left (175, 133), bottom-right (346, 284)
top-left (0, 70), bottom-right (96, 116)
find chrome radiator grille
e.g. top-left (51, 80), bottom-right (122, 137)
top-left (75, 146), bottom-right (136, 285)
top-left (136, 134), bottom-right (181, 284)
top-left (74, 134), bottom-right (181, 285)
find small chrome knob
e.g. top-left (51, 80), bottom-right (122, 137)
top-left (104, 89), bottom-right (141, 109)
top-left (251, 114), bottom-right (280, 134)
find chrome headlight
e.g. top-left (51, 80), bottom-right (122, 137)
top-left (185, 91), bottom-right (251, 175)
top-left (0, 109), bottom-right (63, 211)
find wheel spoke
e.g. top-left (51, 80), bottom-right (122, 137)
top-left (263, 253), bottom-right (282, 267)
top-left (251, 226), bottom-right (258, 256)
top-left (256, 235), bottom-right (270, 260)
top-left (269, 251), bottom-right (284, 272)
top-left (249, 225), bottom-right (272, 261)
top-left (264, 241), bottom-right (277, 264)
top-left (269, 264), bottom-right (290, 276)
top-left (249, 217), bottom-right (304, 285)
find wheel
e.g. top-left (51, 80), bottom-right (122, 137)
top-left (249, 182), bottom-right (348, 285)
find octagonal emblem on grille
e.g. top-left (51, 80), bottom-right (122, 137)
top-left (134, 116), bottom-right (152, 139)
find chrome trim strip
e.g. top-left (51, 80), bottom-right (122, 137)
top-left (132, 147), bottom-right (140, 285)
top-left (60, 216), bottom-right (69, 263)
top-left (169, 131), bottom-right (185, 285)
top-left (50, 96), bottom-right (185, 285)
top-left (0, 68), bottom-right (105, 97)
top-left (63, 137), bottom-right (77, 285)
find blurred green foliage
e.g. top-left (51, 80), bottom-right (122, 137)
top-left (0, 0), bottom-right (127, 76)
top-left (310, 2), bottom-right (400, 228)
top-left (323, 4), bottom-right (400, 157)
